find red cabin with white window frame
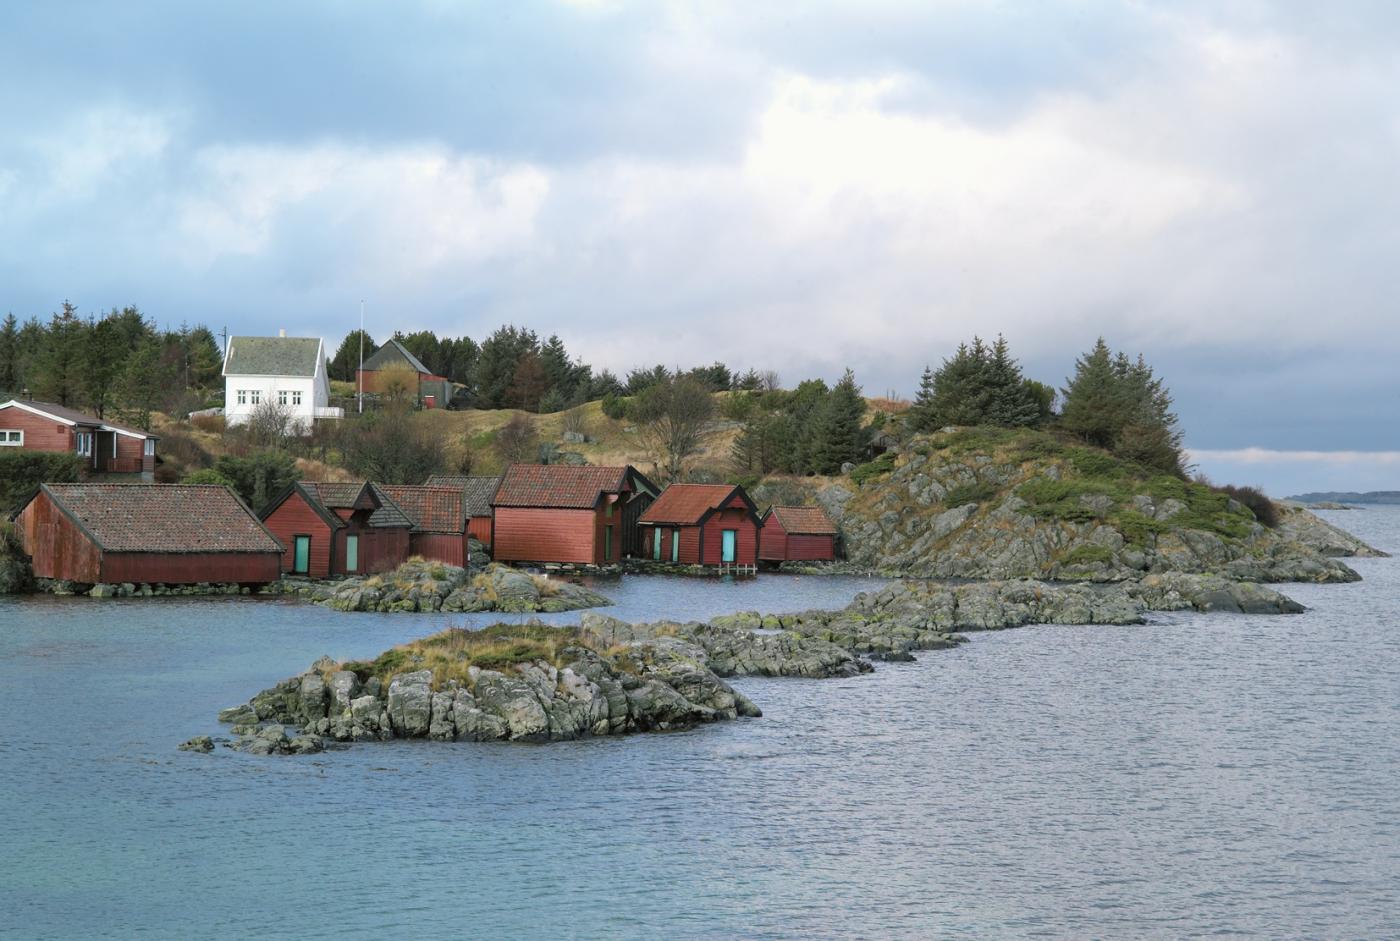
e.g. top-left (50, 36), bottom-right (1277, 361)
top-left (0, 398), bottom-right (158, 479)
top-left (636, 483), bottom-right (762, 568)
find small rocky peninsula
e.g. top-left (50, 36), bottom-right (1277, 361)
top-left (259, 560), bottom-right (611, 614)
top-left (194, 571), bottom-right (1310, 754)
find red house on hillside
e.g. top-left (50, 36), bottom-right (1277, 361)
top-left (12, 483), bottom-right (282, 585)
top-left (356, 338), bottom-right (455, 408)
top-left (0, 399), bottom-right (158, 480)
top-left (759, 505), bottom-right (839, 563)
top-left (377, 485), bottom-right (470, 568)
top-left (425, 474), bottom-right (501, 548)
top-left (259, 481), bottom-right (412, 577)
top-left (636, 483), bottom-right (762, 569)
top-left (491, 464), bottom-right (642, 566)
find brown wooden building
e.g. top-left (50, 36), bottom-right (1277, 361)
top-left (0, 399), bottom-right (158, 479)
top-left (636, 483), bottom-right (762, 568)
top-left (377, 485), bottom-right (469, 567)
top-left (12, 483), bottom-right (282, 585)
top-left (425, 474), bottom-right (501, 548)
top-left (259, 482), bottom-right (412, 577)
top-left (355, 338), bottom-right (455, 408)
top-left (759, 505), bottom-right (838, 563)
top-left (491, 464), bottom-right (643, 566)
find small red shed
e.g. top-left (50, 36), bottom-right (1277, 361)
top-left (636, 483), bottom-right (762, 568)
top-left (759, 505), bottom-right (839, 563)
top-left (12, 483), bottom-right (283, 585)
top-left (259, 481), bottom-right (412, 578)
top-left (425, 474), bottom-right (501, 548)
top-left (490, 464), bottom-right (636, 566)
top-left (377, 485), bottom-right (469, 567)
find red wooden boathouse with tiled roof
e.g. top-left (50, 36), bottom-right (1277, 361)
top-left (490, 464), bottom-right (645, 566)
top-left (759, 505), bottom-right (838, 563)
top-left (377, 484), bottom-right (470, 567)
top-left (636, 483), bottom-right (762, 567)
top-left (12, 483), bottom-right (283, 584)
top-left (259, 481), bottom-right (412, 577)
top-left (425, 474), bottom-right (502, 548)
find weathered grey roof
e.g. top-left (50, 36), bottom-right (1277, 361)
top-left (224, 336), bottom-right (322, 377)
top-left (362, 338), bottom-right (432, 376)
top-left (426, 475), bottom-right (502, 517)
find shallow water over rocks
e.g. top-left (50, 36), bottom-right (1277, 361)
top-left (2, 513), bottom-right (1398, 940)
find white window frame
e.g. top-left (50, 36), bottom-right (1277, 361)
top-left (76, 432), bottom-right (92, 457)
top-left (278, 390), bottom-right (288, 406)
top-left (0, 429), bottom-right (22, 446)
top-left (143, 439), bottom-right (155, 457)
top-left (236, 389), bottom-right (247, 405)
top-left (250, 390), bottom-right (261, 405)
top-left (291, 390), bottom-right (302, 406)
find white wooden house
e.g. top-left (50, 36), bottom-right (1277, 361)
top-left (222, 332), bottom-right (341, 434)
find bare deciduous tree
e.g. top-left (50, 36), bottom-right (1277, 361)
top-left (494, 413), bottom-right (539, 466)
top-left (634, 375), bottom-right (716, 482)
top-left (240, 399), bottom-right (296, 448)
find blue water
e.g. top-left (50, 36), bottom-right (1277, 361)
top-left (2, 515), bottom-right (1398, 940)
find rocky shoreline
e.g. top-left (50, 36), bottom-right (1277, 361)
top-left (194, 571), bottom-right (1309, 754)
top-left (258, 560), bottom-right (612, 614)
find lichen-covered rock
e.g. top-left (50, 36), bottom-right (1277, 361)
top-left (386, 670), bottom-right (434, 737)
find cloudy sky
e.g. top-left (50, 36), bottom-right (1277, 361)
top-left (2, 1), bottom-right (1397, 494)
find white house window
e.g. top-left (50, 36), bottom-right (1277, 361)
top-left (236, 389), bottom-right (247, 405)
top-left (250, 390), bottom-right (261, 405)
top-left (291, 391), bottom-right (302, 406)
top-left (0, 429), bottom-right (22, 446)
top-left (143, 439), bottom-right (155, 457)
top-left (76, 432), bottom-right (92, 456)
top-left (278, 390), bottom-right (289, 406)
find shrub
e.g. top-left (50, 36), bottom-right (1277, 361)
top-left (600, 393), bottom-right (630, 421)
top-left (1062, 544), bottom-right (1115, 566)
top-left (190, 413), bottom-right (225, 434)
top-left (944, 481), bottom-right (1000, 508)
top-left (338, 624), bottom-right (590, 689)
top-left (1214, 484), bottom-right (1280, 528)
top-left (849, 452), bottom-right (896, 487)
top-left (0, 520), bottom-right (24, 559)
top-left (0, 451), bottom-right (84, 515)
top-left (182, 467), bottom-right (237, 488)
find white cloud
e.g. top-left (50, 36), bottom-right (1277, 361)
top-left (1189, 448), bottom-right (1400, 466)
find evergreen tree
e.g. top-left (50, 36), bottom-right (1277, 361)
top-left (330, 330), bottom-right (377, 382)
top-left (116, 337), bottom-right (173, 429)
top-left (539, 334), bottom-right (575, 400)
top-left (983, 335), bottom-right (1041, 427)
top-left (473, 325), bottom-right (539, 408)
top-left (1059, 338), bottom-right (1122, 448)
top-left (0, 314), bottom-right (18, 392)
top-left (811, 369), bottom-right (867, 474)
top-left (36, 301), bottom-right (86, 406)
top-left (81, 315), bottom-right (124, 417)
top-left (909, 365), bottom-right (938, 431)
top-left (589, 369), bottom-right (626, 399)
top-left (505, 351), bottom-right (549, 411)
top-left (913, 335), bottom-right (1041, 430)
top-left (1060, 339), bottom-right (1184, 475)
top-left (185, 326), bottom-right (223, 388)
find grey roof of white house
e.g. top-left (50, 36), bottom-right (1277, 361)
top-left (224, 336), bottom-right (322, 377)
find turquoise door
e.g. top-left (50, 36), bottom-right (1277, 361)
top-left (721, 529), bottom-right (737, 563)
top-left (293, 536), bottom-right (310, 574)
top-left (653, 528), bottom-right (663, 560)
top-left (345, 535), bottom-right (359, 572)
top-left (671, 530), bottom-right (680, 562)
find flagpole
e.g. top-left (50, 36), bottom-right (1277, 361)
top-left (357, 299), bottom-right (364, 414)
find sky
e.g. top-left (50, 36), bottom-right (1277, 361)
top-left (1, 1), bottom-right (1397, 496)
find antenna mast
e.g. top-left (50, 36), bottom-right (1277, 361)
top-left (357, 300), bottom-right (364, 414)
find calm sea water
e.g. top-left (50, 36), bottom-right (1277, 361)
top-left (1, 512), bottom-right (1397, 940)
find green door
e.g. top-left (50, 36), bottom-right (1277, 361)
top-left (721, 529), bottom-right (737, 563)
top-left (671, 530), bottom-right (680, 562)
top-left (604, 526), bottom-right (613, 561)
top-left (653, 527), bottom-right (663, 560)
top-left (293, 536), bottom-right (310, 574)
top-left (345, 535), bottom-right (359, 572)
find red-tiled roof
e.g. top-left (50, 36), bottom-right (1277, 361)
top-left (426, 475), bottom-right (502, 517)
top-left (492, 464), bottom-right (630, 509)
top-left (769, 504), bottom-right (838, 536)
top-left (377, 485), bottom-right (464, 534)
top-left (639, 484), bottom-right (745, 526)
top-left (304, 482), bottom-right (372, 509)
top-left (40, 484), bottom-right (282, 553)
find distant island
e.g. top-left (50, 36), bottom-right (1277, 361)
top-left (1287, 491), bottom-right (1400, 505)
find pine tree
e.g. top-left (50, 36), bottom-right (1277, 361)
top-left (1059, 338), bottom-right (1123, 448)
top-left (81, 315), bottom-right (124, 417)
top-left (909, 365), bottom-right (938, 431)
top-left (36, 301), bottom-right (86, 406)
top-left (983, 335), bottom-right (1040, 427)
top-left (0, 314), bottom-right (18, 392)
top-left (812, 369), bottom-right (867, 474)
top-left (330, 330), bottom-right (377, 383)
top-left (1060, 339), bottom-right (1183, 475)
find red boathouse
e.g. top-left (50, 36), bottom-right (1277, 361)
top-left (377, 485), bottom-right (470, 568)
top-left (259, 482), bottom-right (412, 577)
top-left (12, 483), bottom-right (283, 585)
top-left (759, 505), bottom-right (839, 563)
top-left (425, 474), bottom-right (501, 548)
top-left (490, 464), bottom-right (639, 566)
top-left (636, 483), bottom-right (762, 568)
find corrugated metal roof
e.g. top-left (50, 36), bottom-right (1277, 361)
top-left (426, 475), bottom-right (502, 517)
top-left (492, 464), bottom-right (629, 509)
top-left (41, 484), bottom-right (282, 553)
top-left (223, 336), bottom-right (322, 377)
top-left (769, 504), bottom-right (838, 536)
top-left (638, 483), bottom-right (744, 526)
top-left (377, 485), bottom-right (464, 533)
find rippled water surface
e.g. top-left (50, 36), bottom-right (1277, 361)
top-left (2, 513), bottom-right (1398, 940)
